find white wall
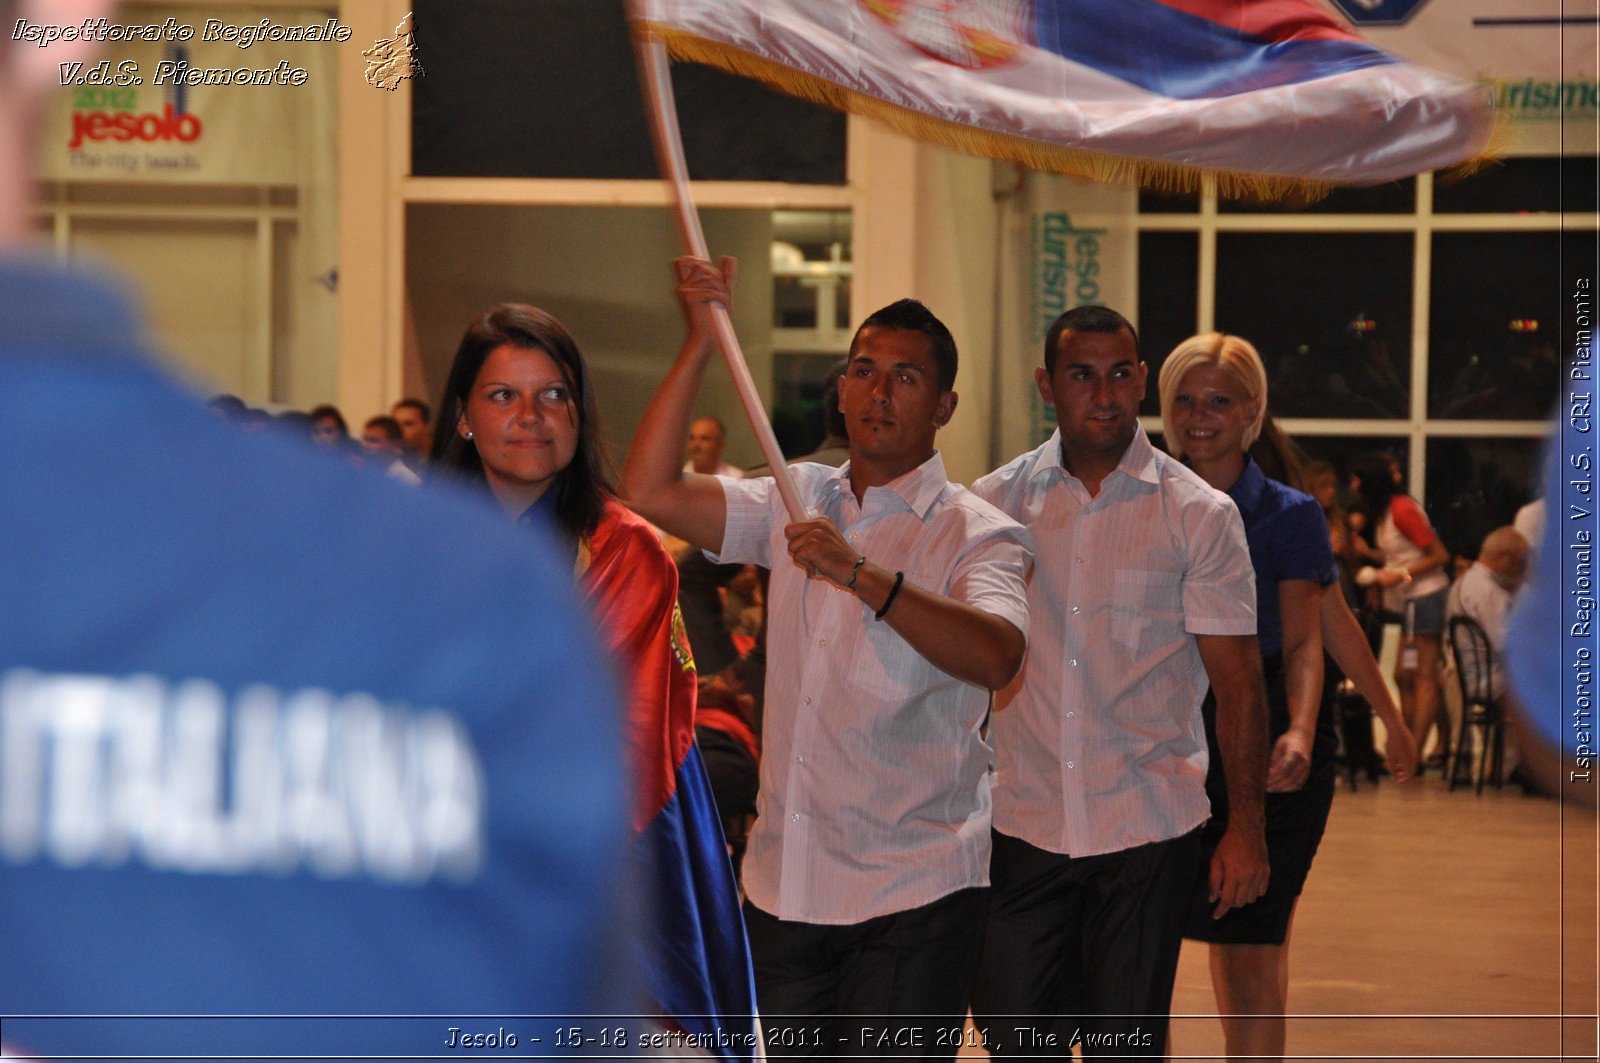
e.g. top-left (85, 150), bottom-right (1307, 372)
top-left (852, 122), bottom-right (1005, 486)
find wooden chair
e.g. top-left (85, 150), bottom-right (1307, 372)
top-left (1445, 615), bottom-right (1505, 795)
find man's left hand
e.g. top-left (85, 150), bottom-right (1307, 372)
top-left (1266, 730), bottom-right (1312, 793)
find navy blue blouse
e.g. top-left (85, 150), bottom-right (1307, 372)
top-left (1223, 456), bottom-right (1335, 660)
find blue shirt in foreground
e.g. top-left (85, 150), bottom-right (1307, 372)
top-left (1507, 380), bottom-right (1599, 777)
top-left (0, 256), bottom-right (630, 1059)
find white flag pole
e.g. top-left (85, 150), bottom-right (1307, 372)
top-left (634, 32), bottom-right (809, 523)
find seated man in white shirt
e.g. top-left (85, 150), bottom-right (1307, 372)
top-left (685, 414), bottom-right (745, 478)
top-left (625, 258), bottom-right (1032, 1061)
top-left (970, 305), bottom-right (1270, 1060)
top-left (1447, 525), bottom-right (1530, 700)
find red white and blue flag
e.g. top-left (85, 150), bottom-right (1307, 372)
top-left (580, 502), bottom-right (757, 1063)
top-left (631, 0), bottom-right (1495, 196)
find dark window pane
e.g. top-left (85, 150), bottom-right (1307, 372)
top-left (1138, 190), bottom-right (1200, 214)
top-left (1214, 233), bottom-right (1413, 419)
top-left (774, 277), bottom-right (819, 329)
top-left (771, 354), bottom-right (845, 457)
top-left (1286, 436), bottom-right (1409, 554)
top-left (772, 211), bottom-right (852, 331)
top-left (1219, 179), bottom-right (1415, 215)
top-left (1136, 231), bottom-right (1198, 415)
top-left (1433, 156), bottom-right (1599, 214)
top-left (411, 0), bottom-right (846, 182)
top-left (1290, 435), bottom-right (1409, 506)
top-left (1293, 436), bottom-right (1409, 483)
top-left (1428, 231), bottom-right (1577, 420)
top-left (1425, 437), bottom-right (1546, 560)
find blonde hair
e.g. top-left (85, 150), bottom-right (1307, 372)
top-left (1157, 332), bottom-right (1268, 457)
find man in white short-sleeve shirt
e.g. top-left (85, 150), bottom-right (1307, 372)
top-left (684, 415), bottom-right (745, 479)
top-left (970, 305), bottom-right (1270, 1060)
top-left (625, 259), bottom-right (1032, 1060)
top-left (1447, 524), bottom-right (1529, 700)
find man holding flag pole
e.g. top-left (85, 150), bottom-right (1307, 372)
top-left (623, 258), bottom-right (1032, 1059)
top-left (626, 2), bottom-right (1495, 1056)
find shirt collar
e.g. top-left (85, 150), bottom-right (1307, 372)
top-left (1225, 453), bottom-right (1268, 516)
top-left (1033, 423), bottom-right (1160, 488)
top-left (834, 451), bottom-right (950, 520)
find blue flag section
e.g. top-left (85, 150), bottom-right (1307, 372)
top-left (1028, 0), bottom-right (1395, 100)
top-left (640, 744), bottom-right (761, 1063)
top-left (632, 0), bottom-right (1493, 195)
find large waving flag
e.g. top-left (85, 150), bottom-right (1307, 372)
top-left (630, 0), bottom-right (1495, 198)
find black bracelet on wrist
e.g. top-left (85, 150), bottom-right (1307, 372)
top-left (874, 570), bottom-right (905, 621)
top-left (845, 554), bottom-right (867, 590)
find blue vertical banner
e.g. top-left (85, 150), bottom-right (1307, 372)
top-left (1558, 291), bottom-right (1598, 784)
top-left (1507, 281), bottom-right (1598, 789)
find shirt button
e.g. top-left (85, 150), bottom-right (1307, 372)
top-left (819, 638), bottom-right (826, 647)
top-left (1066, 761), bottom-right (1076, 770)
top-left (1071, 606), bottom-right (1081, 615)
top-left (795, 755), bottom-right (804, 764)
top-left (1065, 711), bottom-right (1076, 719)
top-left (791, 813), bottom-right (800, 822)
top-left (1076, 556), bottom-right (1084, 564)
top-left (1069, 659), bottom-right (1078, 667)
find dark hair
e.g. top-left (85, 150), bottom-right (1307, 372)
top-left (207, 394), bottom-right (247, 420)
top-left (307, 404), bottom-right (348, 436)
top-left (1249, 415), bottom-right (1312, 493)
top-left (271, 409), bottom-right (313, 442)
top-left (364, 415), bottom-right (402, 441)
top-left (393, 397), bottom-right (432, 423)
top-left (431, 303), bottom-right (613, 541)
top-left (851, 299), bottom-right (958, 392)
top-left (1043, 305), bottom-right (1140, 373)
top-left (1351, 450), bottom-right (1404, 535)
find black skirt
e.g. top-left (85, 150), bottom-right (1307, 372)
top-left (1184, 653), bottom-right (1337, 945)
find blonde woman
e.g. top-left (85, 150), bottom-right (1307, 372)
top-left (1159, 334), bottom-right (1417, 1063)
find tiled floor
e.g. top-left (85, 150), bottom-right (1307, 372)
top-left (957, 775), bottom-right (1598, 1061)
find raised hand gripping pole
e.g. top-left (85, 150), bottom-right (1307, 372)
top-left (634, 32), bottom-right (808, 523)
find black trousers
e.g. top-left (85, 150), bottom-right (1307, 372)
top-left (970, 828), bottom-right (1201, 1061)
top-left (743, 887), bottom-right (989, 1061)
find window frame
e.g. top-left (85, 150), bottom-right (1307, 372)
top-left (1131, 168), bottom-right (1591, 504)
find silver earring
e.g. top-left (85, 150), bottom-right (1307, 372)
top-left (466, 430), bottom-right (474, 440)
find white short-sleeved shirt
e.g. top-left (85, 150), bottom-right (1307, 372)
top-left (973, 426), bottom-right (1256, 858)
top-left (1447, 561), bottom-right (1513, 698)
top-left (715, 453), bottom-right (1033, 924)
top-left (685, 460), bottom-right (745, 479)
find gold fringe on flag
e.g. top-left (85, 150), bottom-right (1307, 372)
top-left (640, 23), bottom-right (1501, 205)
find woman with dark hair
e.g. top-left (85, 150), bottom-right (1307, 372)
top-left (1351, 451), bottom-right (1451, 772)
top-left (431, 302), bottom-right (754, 1039)
top-left (431, 305), bottom-right (610, 540)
